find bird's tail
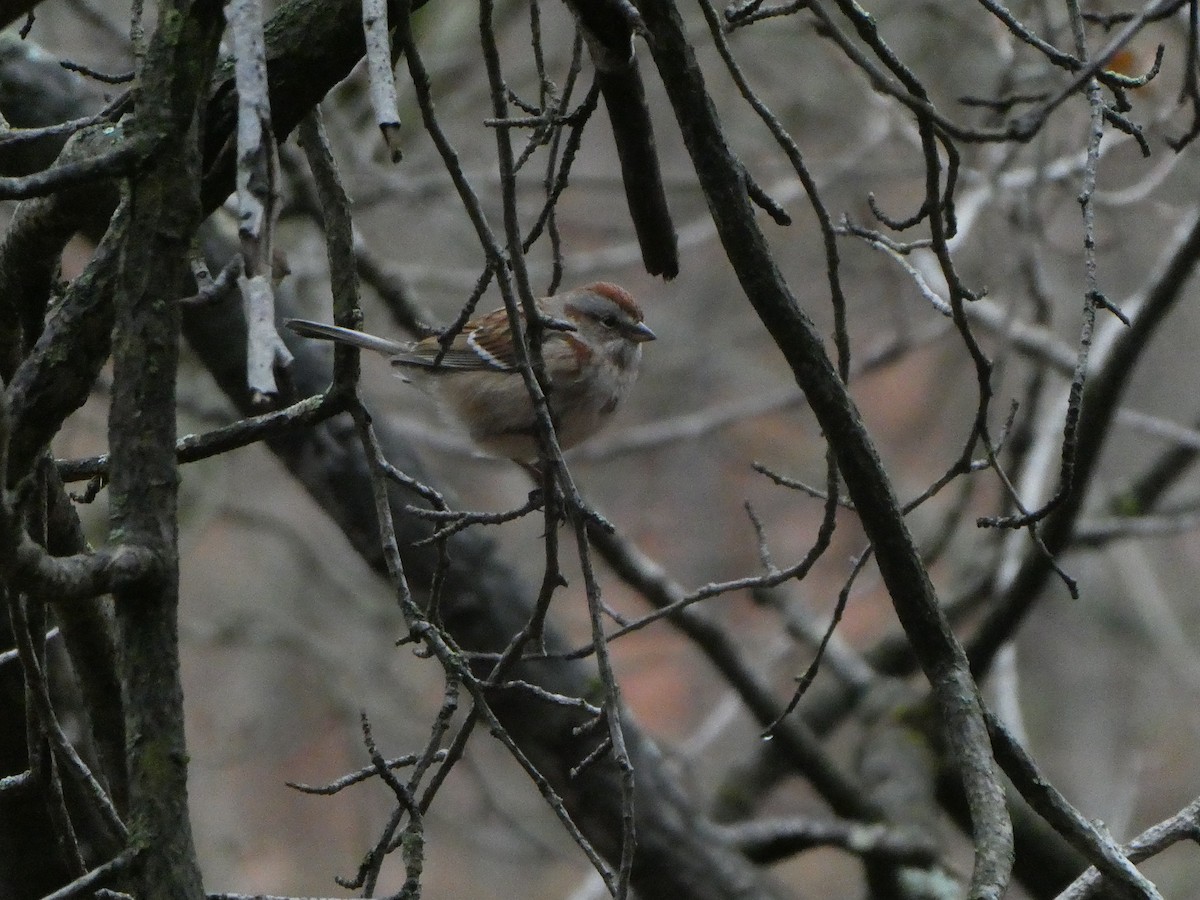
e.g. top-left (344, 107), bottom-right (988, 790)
top-left (285, 319), bottom-right (406, 356)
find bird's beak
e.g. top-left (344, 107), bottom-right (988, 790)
top-left (628, 321), bottom-right (657, 343)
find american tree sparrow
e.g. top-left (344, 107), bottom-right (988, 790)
top-left (286, 282), bottom-right (655, 462)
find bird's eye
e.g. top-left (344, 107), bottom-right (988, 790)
top-left (600, 314), bottom-right (619, 328)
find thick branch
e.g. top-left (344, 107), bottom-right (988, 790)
top-left (106, 0), bottom-right (225, 896)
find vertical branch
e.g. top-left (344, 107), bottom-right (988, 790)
top-left (107, 0), bottom-right (223, 894)
top-left (529, 9), bottom-right (583, 293)
top-left (570, 518), bottom-right (637, 897)
top-left (296, 109), bottom-right (364, 389)
top-left (477, 1), bottom-right (638, 892)
top-left (973, 0), bottom-right (1111, 536)
top-left (361, 0), bottom-right (403, 162)
top-left (968, 204), bottom-right (1200, 673)
top-left (227, 0), bottom-right (291, 400)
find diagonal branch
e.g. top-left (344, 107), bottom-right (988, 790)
top-left (635, 1), bottom-right (1013, 895)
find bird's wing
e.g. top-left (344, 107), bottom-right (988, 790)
top-left (390, 317), bottom-right (517, 372)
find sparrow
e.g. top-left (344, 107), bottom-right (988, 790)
top-left (286, 282), bottom-right (655, 461)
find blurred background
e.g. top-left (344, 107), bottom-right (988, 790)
top-left (10, 0), bottom-right (1200, 895)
